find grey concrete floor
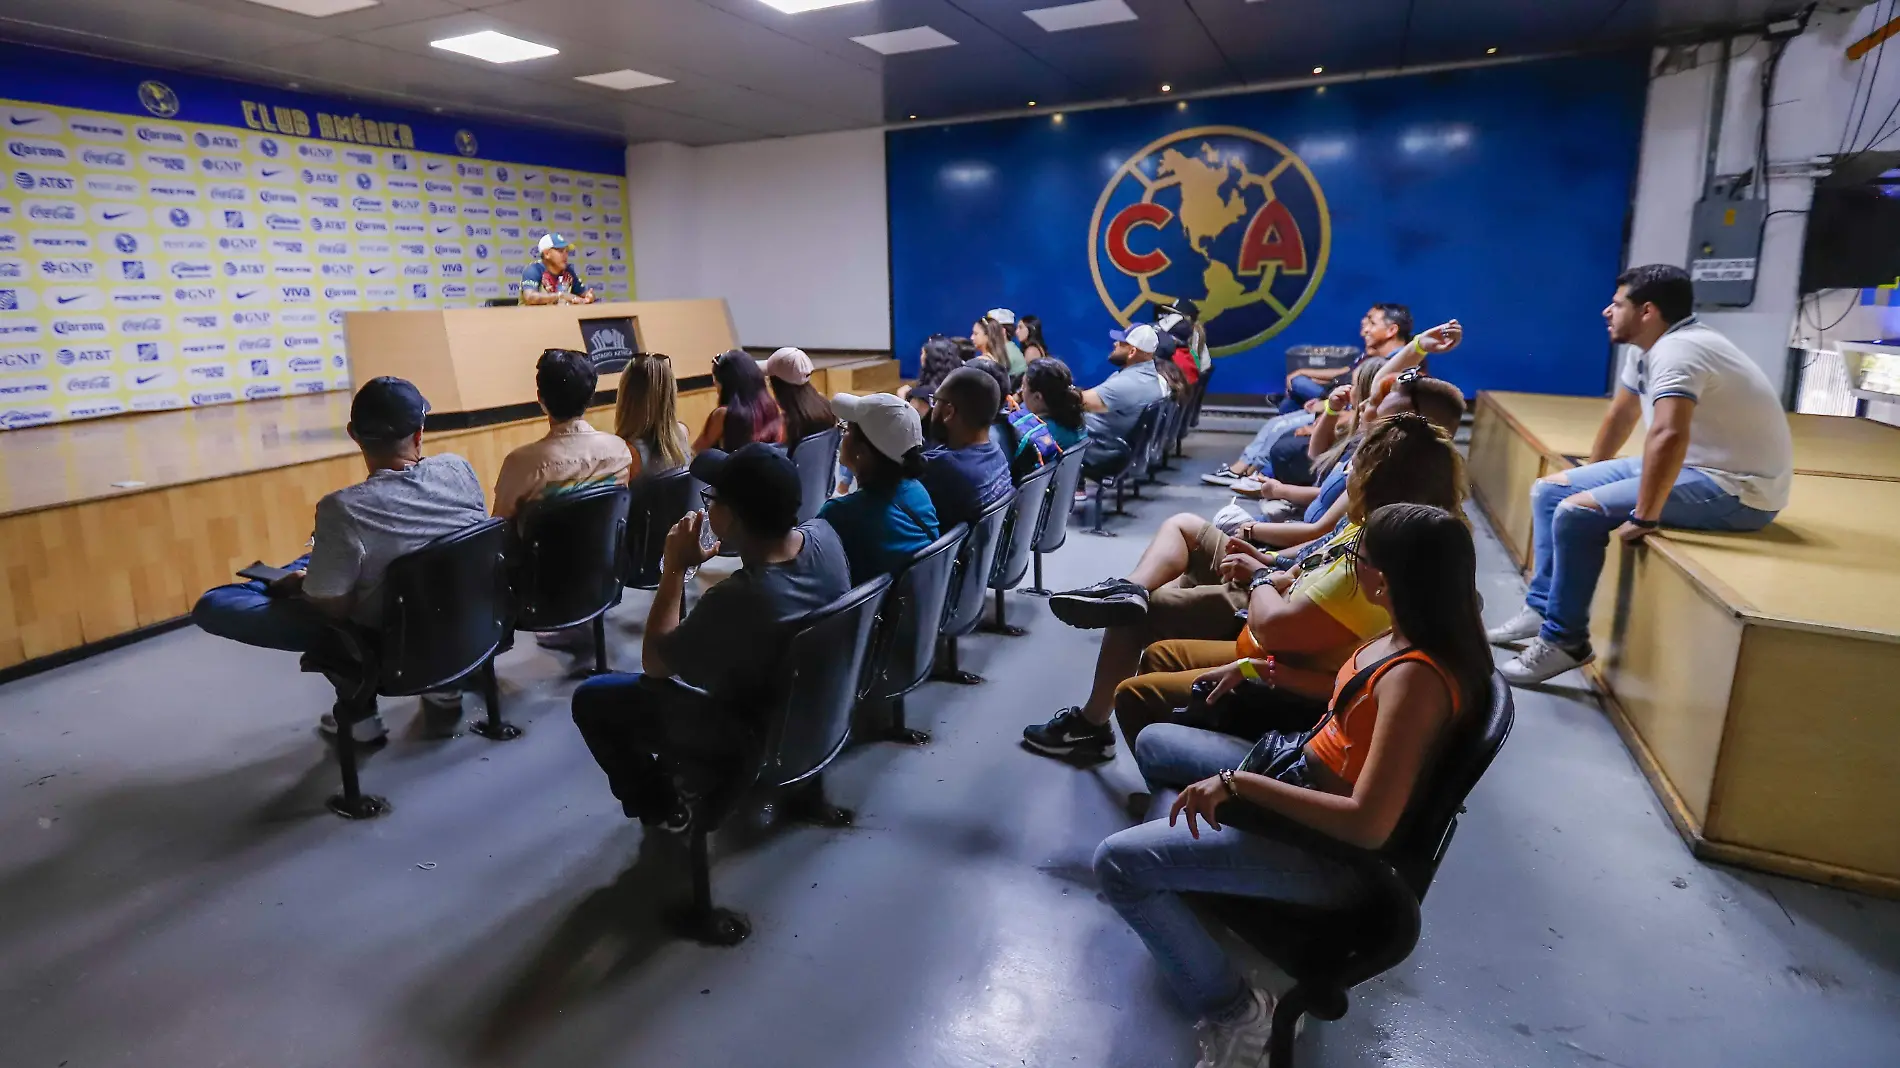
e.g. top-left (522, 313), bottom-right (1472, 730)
top-left (1, 432), bottom-right (1897, 1068)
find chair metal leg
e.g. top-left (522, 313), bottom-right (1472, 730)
top-left (326, 699), bottom-right (390, 820)
top-left (1115, 479), bottom-right (1130, 514)
top-left (469, 656), bottom-right (523, 741)
top-left (1022, 550), bottom-right (1051, 596)
top-left (978, 586), bottom-right (1028, 637)
top-left (929, 635), bottom-right (984, 685)
top-left (1087, 481), bottom-right (1115, 536)
top-left (1266, 990), bottom-right (1307, 1068)
top-left (590, 615), bottom-right (609, 675)
top-left (879, 694), bottom-right (931, 745)
top-left (670, 826), bottom-right (751, 946)
top-left (781, 773), bottom-right (855, 827)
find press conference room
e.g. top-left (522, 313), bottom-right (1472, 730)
top-left (2, 2), bottom-right (1899, 1067)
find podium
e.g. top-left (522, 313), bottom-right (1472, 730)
top-left (342, 299), bottom-right (738, 427)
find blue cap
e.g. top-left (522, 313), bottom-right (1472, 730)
top-left (350, 376), bottom-right (430, 442)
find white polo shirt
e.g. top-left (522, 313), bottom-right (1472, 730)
top-left (1617, 316), bottom-right (1793, 512)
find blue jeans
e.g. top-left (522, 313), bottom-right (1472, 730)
top-left (571, 673), bottom-right (755, 819)
top-left (191, 554), bottom-right (331, 652)
top-left (1277, 373), bottom-right (1330, 414)
top-left (1092, 724), bottom-right (1365, 1020)
top-left (1525, 458), bottom-right (1778, 646)
top-left (1237, 411), bottom-right (1315, 470)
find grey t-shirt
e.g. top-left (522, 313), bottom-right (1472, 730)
top-left (1084, 359), bottom-right (1165, 442)
top-left (303, 454), bottom-right (490, 626)
top-left (655, 518), bottom-right (852, 701)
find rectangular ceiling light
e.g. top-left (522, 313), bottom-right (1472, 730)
top-left (1023, 0), bottom-right (1137, 33)
top-left (575, 68), bottom-right (674, 90)
top-left (239, 0), bottom-right (380, 14)
top-left (851, 26), bottom-right (958, 55)
top-left (430, 30), bottom-right (559, 64)
top-left (755, 0), bottom-right (872, 13)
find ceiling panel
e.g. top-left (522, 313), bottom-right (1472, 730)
top-left (0, 0), bottom-right (1830, 145)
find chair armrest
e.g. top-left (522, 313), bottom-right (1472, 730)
top-left (631, 673), bottom-right (713, 703)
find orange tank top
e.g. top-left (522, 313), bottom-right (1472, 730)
top-left (1305, 644), bottom-right (1460, 786)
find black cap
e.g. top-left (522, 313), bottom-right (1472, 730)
top-left (350, 375), bottom-right (430, 443)
top-left (1166, 297), bottom-right (1201, 322)
top-left (690, 443), bottom-right (802, 537)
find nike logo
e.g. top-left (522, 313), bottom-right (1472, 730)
top-left (236, 290), bottom-right (258, 299)
top-left (136, 373), bottom-right (162, 385)
top-left (103, 210), bottom-right (131, 220)
top-left (368, 266), bottom-right (386, 274)
top-left (8, 116), bottom-right (40, 126)
top-left (436, 225), bottom-right (451, 234)
top-left (56, 294), bottom-right (87, 304)
top-left (426, 162), bottom-right (445, 171)
top-left (261, 168), bottom-right (284, 177)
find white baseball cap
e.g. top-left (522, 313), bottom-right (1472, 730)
top-left (764, 346), bottom-right (813, 384)
top-left (1110, 323), bottom-right (1161, 353)
top-left (987, 308), bottom-right (1016, 325)
top-left (536, 232), bottom-right (571, 254)
top-left (832, 392), bottom-right (924, 463)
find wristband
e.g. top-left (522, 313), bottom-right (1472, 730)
top-left (1239, 659), bottom-right (1260, 682)
top-left (1321, 401), bottom-right (1338, 416)
top-left (1218, 768), bottom-right (1240, 799)
top-left (1629, 517), bottom-right (1660, 529)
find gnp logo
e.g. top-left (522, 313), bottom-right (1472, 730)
top-left (1089, 127), bottom-right (1329, 356)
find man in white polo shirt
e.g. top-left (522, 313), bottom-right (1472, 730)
top-left (1492, 264), bottom-right (1793, 685)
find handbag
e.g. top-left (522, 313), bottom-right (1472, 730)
top-left (1236, 646), bottom-right (1412, 783)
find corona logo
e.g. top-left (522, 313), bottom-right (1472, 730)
top-left (1089, 126), bottom-right (1330, 356)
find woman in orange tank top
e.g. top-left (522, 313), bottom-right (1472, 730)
top-left (1092, 503), bottom-right (1494, 1067)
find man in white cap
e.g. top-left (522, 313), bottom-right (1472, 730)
top-left (520, 232), bottom-right (595, 306)
top-left (821, 392), bottom-right (941, 583)
top-left (1080, 323), bottom-right (1166, 477)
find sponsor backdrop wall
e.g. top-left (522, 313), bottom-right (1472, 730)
top-left (0, 41), bottom-right (630, 430)
top-left (886, 54), bottom-right (1648, 398)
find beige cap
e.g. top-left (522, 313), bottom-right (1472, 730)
top-left (833, 392), bottom-right (923, 462)
top-left (764, 346), bottom-right (814, 384)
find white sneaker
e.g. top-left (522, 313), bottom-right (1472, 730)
top-left (1500, 636), bottom-right (1594, 686)
top-left (1194, 987), bottom-right (1280, 1068)
top-left (1486, 605), bottom-right (1545, 646)
top-left (318, 712), bottom-right (388, 745)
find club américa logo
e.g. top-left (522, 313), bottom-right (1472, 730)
top-left (1089, 126), bottom-right (1329, 357)
top-left (138, 80), bottom-right (180, 118)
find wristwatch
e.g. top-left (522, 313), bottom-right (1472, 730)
top-left (1629, 516), bottom-right (1660, 529)
top-left (1218, 768), bottom-right (1240, 799)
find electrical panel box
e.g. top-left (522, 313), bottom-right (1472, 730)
top-left (1688, 198), bottom-right (1767, 307)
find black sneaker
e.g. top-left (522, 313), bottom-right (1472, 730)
top-left (1050, 579), bottom-right (1149, 629)
top-left (1022, 707), bottom-right (1115, 759)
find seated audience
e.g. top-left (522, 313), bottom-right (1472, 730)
top-left (693, 349), bottom-right (783, 453)
top-left (919, 366), bottom-right (1014, 528)
top-left (971, 317), bottom-right (1015, 374)
top-left (191, 377), bottom-right (488, 742)
top-left (765, 347), bottom-right (837, 447)
top-left (1205, 303), bottom-right (1414, 485)
top-left (964, 356), bottom-right (1061, 481)
top-left (986, 308), bottom-right (1028, 377)
top-left (1023, 357), bottom-right (1089, 452)
top-left (491, 348), bottom-right (631, 521)
top-left (898, 334), bottom-right (964, 413)
top-left (1015, 313), bottom-right (1048, 362)
top-left (1023, 411), bottom-right (1466, 760)
top-left (1492, 265), bottom-right (1792, 684)
top-left (1217, 356), bottom-right (1388, 530)
top-left (1092, 502), bottom-right (1490, 1068)
top-left (571, 444), bottom-right (851, 832)
top-left (1082, 323), bottom-right (1168, 478)
top-left (821, 393), bottom-right (940, 583)
top-left (613, 351), bottom-right (692, 477)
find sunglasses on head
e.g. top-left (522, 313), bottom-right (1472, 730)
top-left (1394, 367), bottom-right (1423, 387)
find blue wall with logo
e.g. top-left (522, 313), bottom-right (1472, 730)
top-left (886, 54), bottom-right (1649, 398)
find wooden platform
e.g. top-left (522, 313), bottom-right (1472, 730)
top-left (1469, 391), bottom-right (1900, 897)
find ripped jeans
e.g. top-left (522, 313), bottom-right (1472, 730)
top-left (1525, 457), bottom-right (1777, 646)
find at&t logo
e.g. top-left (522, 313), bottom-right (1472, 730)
top-left (1089, 126), bottom-right (1330, 356)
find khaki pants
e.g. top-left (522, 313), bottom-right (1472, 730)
top-left (1145, 520), bottom-right (1248, 642)
top-left (1112, 638), bottom-right (1331, 750)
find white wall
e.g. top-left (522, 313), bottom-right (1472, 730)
top-left (625, 129), bottom-right (890, 351)
top-left (1626, 5), bottom-right (1900, 396)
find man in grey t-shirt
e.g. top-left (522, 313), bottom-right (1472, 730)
top-left (192, 376), bottom-right (489, 740)
top-left (1081, 323), bottom-right (1167, 477)
top-left (571, 442), bottom-right (851, 832)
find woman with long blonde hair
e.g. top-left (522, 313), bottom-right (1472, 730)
top-left (613, 352), bottom-right (691, 477)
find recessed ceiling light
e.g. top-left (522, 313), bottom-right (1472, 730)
top-left (239, 0), bottom-right (379, 15)
top-left (575, 68), bottom-right (674, 90)
top-left (851, 27), bottom-right (958, 55)
top-left (1053, 113), bottom-right (1063, 123)
top-left (430, 30), bottom-right (558, 64)
top-left (1023, 0), bottom-right (1137, 33)
top-left (1176, 100), bottom-right (1186, 110)
top-left (1027, 101), bottom-right (1037, 107)
top-left (909, 114), bottom-right (918, 119)
top-left (1160, 83), bottom-right (1172, 92)
top-left (1486, 46), bottom-right (1499, 54)
top-left (1312, 66), bottom-right (1324, 74)
top-left (754, 0), bottom-right (871, 12)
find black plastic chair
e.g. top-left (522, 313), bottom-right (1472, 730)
top-left (1176, 364), bottom-right (1213, 457)
top-left (620, 466), bottom-right (699, 590)
top-left (641, 573), bottom-right (893, 946)
top-left (1084, 400), bottom-right (1161, 536)
top-left (930, 493), bottom-right (1013, 684)
top-left (857, 525), bottom-right (968, 744)
top-left (788, 426), bottom-right (842, 525)
top-left (981, 460), bottom-right (1057, 636)
top-left (299, 518), bottom-right (514, 819)
top-left (511, 483), bottom-right (630, 675)
top-left (1192, 673), bottom-right (1516, 1067)
top-left (1142, 398), bottom-right (1178, 481)
top-left (1022, 442), bottom-right (1089, 596)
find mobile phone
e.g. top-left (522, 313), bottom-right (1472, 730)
top-left (237, 562), bottom-right (296, 584)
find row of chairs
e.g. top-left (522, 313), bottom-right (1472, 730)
top-left (1075, 363), bottom-right (1214, 536)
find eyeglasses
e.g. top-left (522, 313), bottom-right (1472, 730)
top-left (1394, 367), bottom-right (1423, 387)
top-left (699, 488), bottom-right (718, 510)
